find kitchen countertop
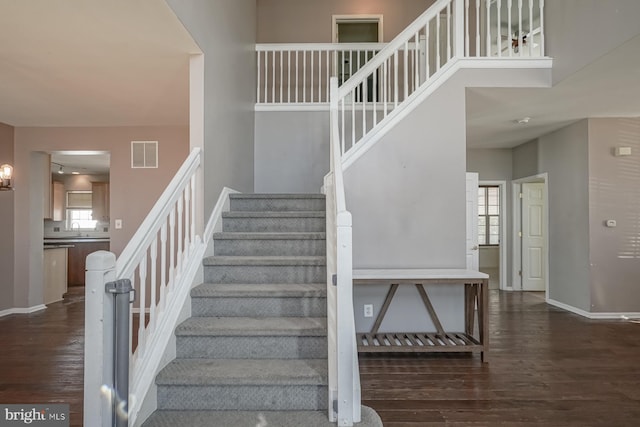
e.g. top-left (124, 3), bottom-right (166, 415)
top-left (44, 237), bottom-right (110, 244)
top-left (43, 244), bottom-right (75, 250)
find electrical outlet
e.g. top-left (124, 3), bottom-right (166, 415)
top-left (364, 304), bottom-right (373, 318)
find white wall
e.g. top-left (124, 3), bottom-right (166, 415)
top-left (166, 0), bottom-right (257, 213)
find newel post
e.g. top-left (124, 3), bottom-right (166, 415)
top-left (84, 251), bottom-right (116, 427)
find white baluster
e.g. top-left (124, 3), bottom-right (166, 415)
top-left (497, 0), bottom-right (502, 57)
top-left (288, 51), bottom-right (291, 103)
top-left (528, 0), bottom-right (534, 56)
top-left (177, 194), bottom-right (184, 278)
top-left (184, 184), bottom-right (191, 259)
top-left (437, 10), bottom-right (441, 69)
top-left (426, 21), bottom-right (430, 78)
top-left (415, 32), bottom-right (419, 90)
top-left (311, 50), bottom-right (314, 103)
top-left (272, 50), bottom-right (276, 103)
top-left (373, 65), bottom-right (377, 125)
top-left (518, 0), bottom-right (523, 57)
top-left (159, 222), bottom-right (167, 314)
top-left (149, 237), bottom-right (157, 334)
top-left (303, 50), bottom-right (307, 103)
top-left (486, 0), bottom-right (491, 56)
top-left (447, 2), bottom-right (452, 61)
top-left (465, 0), bottom-right (470, 56)
top-left (508, 0), bottom-right (513, 57)
top-left (394, 51), bottom-right (398, 107)
top-left (296, 51), bottom-right (299, 103)
top-left (279, 50), bottom-right (283, 102)
top-left (138, 257), bottom-right (147, 357)
top-left (168, 209), bottom-right (175, 293)
top-left (383, 58), bottom-right (388, 117)
top-left (476, 0), bottom-right (481, 56)
top-left (190, 175), bottom-right (196, 249)
top-left (362, 75), bottom-right (367, 136)
top-left (257, 51), bottom-right (261, 102)
top-left (351, 89), bottom-right (355, 149)
top-left (540, 0), bottom-right (545, 56)
top-left (264, 52), bottom-right (268, 102)
top-left (326, 50), bottom-right (330, 102)
top-left (341, 98), bottom-right (345, 155)
top-left (403, 41), bottom-right (408, 100)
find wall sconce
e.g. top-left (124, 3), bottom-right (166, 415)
top-left (0, 163), bottom-right (13, 190)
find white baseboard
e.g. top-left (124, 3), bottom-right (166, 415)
top-left (0, 304), bottom-right (47, 318)
top-left (546, 298), bottom-right (640, 319)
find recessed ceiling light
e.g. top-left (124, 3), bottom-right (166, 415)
top-left (71, 171), bottom-right (80, 175)
top-left (516, 117), bottom-right (531, 125)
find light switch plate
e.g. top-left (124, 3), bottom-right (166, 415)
top-left (115, 219), bottom-right (123, 229)
top-left (364, 304), bottom-right (373, 318)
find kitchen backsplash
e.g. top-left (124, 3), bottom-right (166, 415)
top-left (44, 219), bottom-right (110, 238)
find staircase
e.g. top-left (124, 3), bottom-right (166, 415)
top-left (142, 193), bottom-right (381, 427)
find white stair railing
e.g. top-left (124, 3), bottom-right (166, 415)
top-left (324, 77), bottom-right (360, 426)
top-left (334, 0), bottom-right (544, 159)
top-left (256, 43), bottom-right (387, 105)
top-left (84, 147), bottom-right (205, 427)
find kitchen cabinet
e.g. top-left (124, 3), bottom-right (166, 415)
top-left (44, 247), bottom-right (68, 304)
top-left (91, 182), bottom-right (109, 222)
top-left (51, 181), bottom-right (65, 221)
top-left (67, 241), bottom-right (110, 286)
top-left (43, 155), bottom-right (52, 219)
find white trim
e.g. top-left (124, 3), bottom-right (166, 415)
top-left (256, 103), bottom-right (330, 112)
top-left (546, 298), bottom-right (640, 320)
top-left (479, 180), bottom-right (507, 290)
top-left (332, 14), bottom-right (384, 43)
top-left (511, 173), bottom-right (549, 299)
top-left (256, 42), bottom-right (387, 52)
top-left (0, 304), bottom-right (47, 317)
top-left (131, 308), bottom-right (150, 314)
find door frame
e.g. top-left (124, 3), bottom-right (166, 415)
top-left (511, 173), bottom-right (549, 298)
top-left (332, 15), bottom-right (384, 43)
top-left (479, 180), bottom-right (508, 291)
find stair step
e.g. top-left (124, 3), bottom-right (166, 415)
top-left (142, 406), bottom-right (383, 427)
top-left (191, 283), bottom-right (326, 298)
top-left (176, 317), bottom-right (327, 359)
top-left (191, 284), bottom-right (326, 317)
top-left (213, 232), bottom-right (326, 256)
top-left (230, 193), bottom-right (325, 212)
top-left (222, 211), bottom-right (326, 232)
top-left (156, 359), bottom-right (328, 411)
top-left (204, 256), bottom-right (326, 284)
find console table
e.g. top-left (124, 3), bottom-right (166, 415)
top-left (353, 269), bottom-right (489, 362)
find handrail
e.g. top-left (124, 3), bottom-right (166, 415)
top-left (338, 0), bottom-right (452, 97)
top-left (257, 42), bottom-right (387, 52)
top-left (116, 147), bottom-right (201, 280)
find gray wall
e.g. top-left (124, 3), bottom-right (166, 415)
top-left (587, 118), bottom-right (640, 313)
top-left (167, 0), bottom-right (257, 213)
top-left (512, 139), bottom-right (539, 180)
top-left (347, 72), bottom-right (466, 332)
top-left (254, 111), bottom-right (329, 193)
top-left (538, 120), bottom-right (591, 311)
top-left (0, 123), bottom-right (14, 311)
top-left (257, 0), bottom-right (434, 43)
top-left (546, 0), bottom-right (640, 84)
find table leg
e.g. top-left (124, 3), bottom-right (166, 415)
top-left (479, 279), bottom-right (489, 363)
top-left (415, 284), bottom-right (445, 335)
top-left (371, 283), bottom-right (399, 334)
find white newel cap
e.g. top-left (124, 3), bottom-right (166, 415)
top-left (86, 251), bottom-right (116, 271)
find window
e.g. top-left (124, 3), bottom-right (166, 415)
top-left (478, 186), bottom-right (500, 245)
top-left (66, 191), bottom-right (97, 230)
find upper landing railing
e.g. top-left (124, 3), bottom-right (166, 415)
top-left (256, 0), bottom-right (545, 108)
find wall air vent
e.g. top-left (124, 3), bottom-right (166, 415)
top-left (131, 141), bottom-right (158, 168)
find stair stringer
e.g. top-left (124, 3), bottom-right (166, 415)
top-left (342, 57), bottom-right (553, 171)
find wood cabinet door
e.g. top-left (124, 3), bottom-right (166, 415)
top-left (51, 181), bottom-right (65, 221)
top-left (91, 182), bottom-right (109, 222)
top-left (67, 242), bottom-right (110, 286)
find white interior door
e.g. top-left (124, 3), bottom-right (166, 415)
top-left (522, 183), bottom-right (545, 291)
top-left (466, 173), bottom-right (479, 270)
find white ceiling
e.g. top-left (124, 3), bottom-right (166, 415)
top-left (466, 33), bottom-right (640, 148)
top-left (51, 152), bottom-right (110, 175)
top-left (0, 0), bottom-right (200, 127)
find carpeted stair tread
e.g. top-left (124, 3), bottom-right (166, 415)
top-left (212, 232), bottom-right (326, 240)
top-left (223, 211), bottom-right (325, 218)
top-left (142, 406), bottom-right (383, 427)
top-left (230, 193), bottom-right (325, 199)
top-left (203, 255), bottom-right (326, 266)
top-left (156, 359), bottom-right (327, 386)
top-left (176, 317), bottom-right (327, 336)
top-left (192, 283), bottom-right (326, 298)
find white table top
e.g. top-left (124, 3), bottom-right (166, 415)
top-left (352, 268), bottom-right (489, 281)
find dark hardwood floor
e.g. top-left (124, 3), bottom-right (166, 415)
top-left (360, 291), bottom-right (640, 426)
top-left (1, 290), bottom-right (638, 426)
